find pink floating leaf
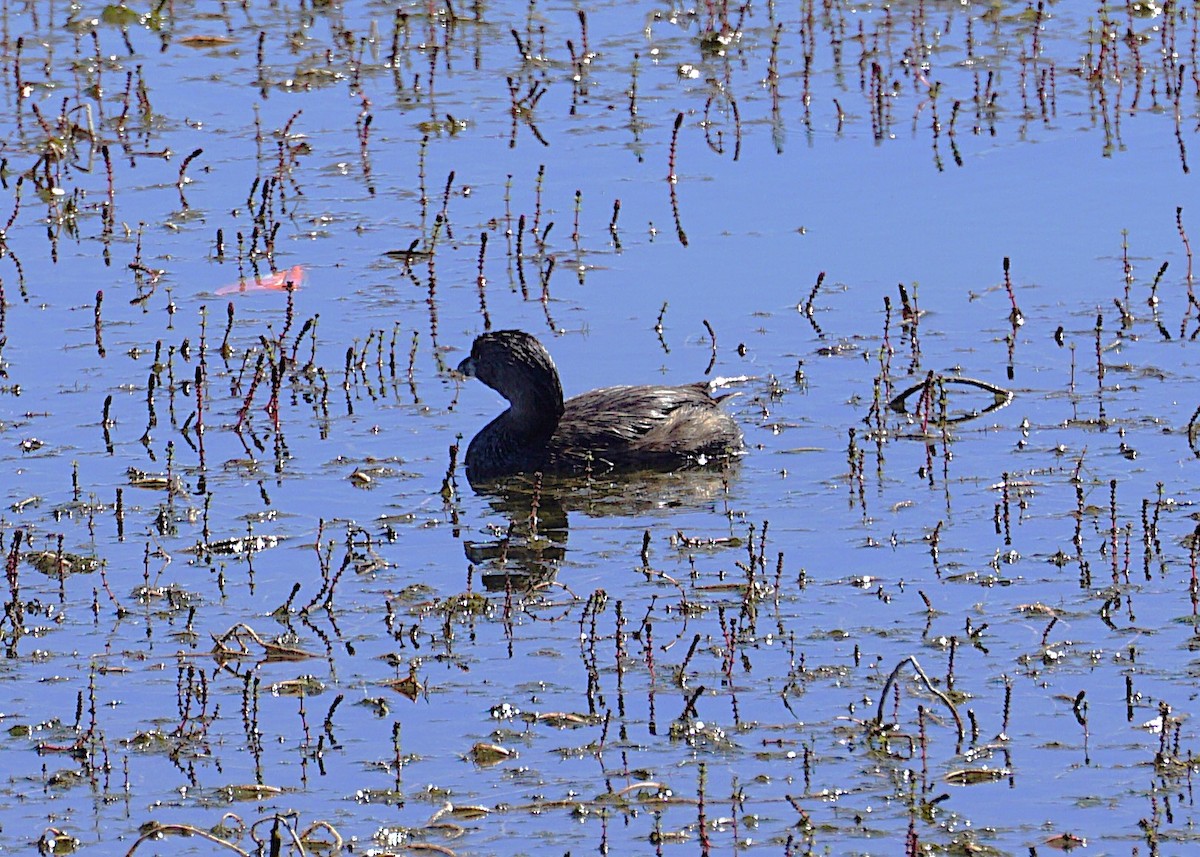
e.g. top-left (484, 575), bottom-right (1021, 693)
top-left (216, 264), bottom-right (305, 296)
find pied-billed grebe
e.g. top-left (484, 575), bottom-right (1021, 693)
top-left (456, 329), bottom-right (742, 482)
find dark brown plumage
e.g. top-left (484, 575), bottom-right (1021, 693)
top-left (456, 330), bottom-right (742, 483)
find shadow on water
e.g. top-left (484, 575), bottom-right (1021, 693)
top-left (465, 465), bottom-right (738, 591)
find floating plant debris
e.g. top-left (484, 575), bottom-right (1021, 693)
top-left (184, 535), bottom-right (284, 555)
top-left (888, 375), bottom-right (1014, 425)
top-left (944, 767), bottom-right (1010, 786)
top-left (176, 35), bottom-right (236, 48)
top-left (214, 264), bottom-right (305, 296)
top-left (382, 673), bottom-right (422, 701)
top-left (270, 675), bottom-right (326, 697)
top-left (469, 742), bottom-right (516, 766)
top-left (24, 550), bottom-right (99, 577)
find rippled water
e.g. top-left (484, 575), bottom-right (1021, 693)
top-left (1, 1), bottom-right (1199, 854)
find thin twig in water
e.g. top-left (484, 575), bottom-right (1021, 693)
top-left (874, 655), bottom-right (964, 741)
